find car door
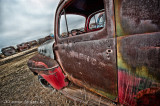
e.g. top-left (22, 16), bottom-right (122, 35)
top-left (54, 0), bottom-right (118, 101)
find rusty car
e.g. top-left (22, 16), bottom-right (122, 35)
top-left (1, 46), bottom-right (17, 56)
top-left (37, 38), bottom-right (46, 45)
top-left (17, 42), bottom-right (30, 52)
top-left (28, 0), bottom-right (160, 105)
top-left (38, 35), bottom-right (53, 45)
top-left (28, 40), bottom-right (38, 48)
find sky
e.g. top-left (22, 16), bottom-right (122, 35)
top-left (0, 0), bottom-right (59, 50)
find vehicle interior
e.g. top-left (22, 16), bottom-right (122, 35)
top-left (59, 0), bottom-right (105, 38)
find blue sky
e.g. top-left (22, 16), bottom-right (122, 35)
top-left (0, 0), bottom-right (59, 50)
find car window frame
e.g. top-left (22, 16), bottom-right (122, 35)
top-left (58, 10), bottom-right (86, 38)
top-left (86, 9), bottom-right (105, 32)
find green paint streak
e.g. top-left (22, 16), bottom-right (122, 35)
top-left (117, 38), bottom-right (130, 70)
top-left (115, 0), bottom-right (125, 37)
top-left (117, 38), bottom-right (156, 81)
top-left (136, 66), bottom-right (148, 78)
top-left (135, 66), bottom-right (156, 81)
top-left (116, 24), bottom-right (124, 37)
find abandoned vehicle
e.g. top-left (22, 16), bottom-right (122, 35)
top-left (28, 0), bottom-right (160, 105)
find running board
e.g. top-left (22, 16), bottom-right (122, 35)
top-left (60, 85), bottom-right (116, 106)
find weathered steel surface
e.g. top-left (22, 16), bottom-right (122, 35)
top-left (117, 33), bottom-right (160, 105)
top-left (57, 38), bottom-right (117, 99)
top-left (1, 46), bottom-right (17, 56)
top-left (55, 0), bottom-right (117, 101)
top-left (28, 40), bottom-right (38, 47)
top-left (115, 0), bottom-right (160, 36)
top-left (115, 0), bottom-right (160, 105)
top-left (38, 36), bottom-right (53, 45)
top-left (40, 67), bottom-right (68, 90)
top-left (28, 54), bottom-right (68, 90)
top-left (28, 54), bottom-right (58, 75)
top-left (38, 38), bottom-right (46, 45)
top-left (17, 42), bottom-right (30, 52)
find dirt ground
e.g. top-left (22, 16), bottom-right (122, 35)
top-left (0, 52), bottom-right (75, 106)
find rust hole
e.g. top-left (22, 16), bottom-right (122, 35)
top-left (106, 52), bottom-right (109, 56)
top-left (106, 49), bottom-right (112, 53)
top-left (107, 56), bottom-right (110, 60)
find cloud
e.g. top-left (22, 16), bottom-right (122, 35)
top-left (0, 0), bottom-right (59, 50)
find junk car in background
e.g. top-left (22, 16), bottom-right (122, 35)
top-left (45, 35), bottom-right (53, 41)
top-left (37, 38), bottom-right (46, 45)
top-left (1, 46), bottom-right (17, 56)
top-left (28, 40), bottom-right (38, 48)
top-left (28, 0), bottom-right (160, 105)
top-left (38, 35), bottom-right (53, 45)
top-left (17, 42), bottom-right (30, 52)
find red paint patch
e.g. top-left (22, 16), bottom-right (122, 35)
top-left (118, 70), bottom-right (141, 105)
top-left (32, 61), bottom-right (68, 90)
top-left (136, 88), bottom-right (160, 106)
top-left (41, 67), bottom-right (68, 90)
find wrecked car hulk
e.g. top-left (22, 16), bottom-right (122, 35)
top-left (28, 0), bottom-right (160, 105)
top-left (1, 46), bottom-right (17, 56)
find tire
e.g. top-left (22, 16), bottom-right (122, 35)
top-left (38, 75), bottom-right (53, 89)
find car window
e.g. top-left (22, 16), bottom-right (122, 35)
top-left (89, 11), bottom-right (105, 30)
top-left (59, 14), bottom-right (85, 37)
top-left (59, 14), bottom-right (68, 37)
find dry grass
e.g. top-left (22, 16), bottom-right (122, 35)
top-left (0, 52), bottom-right (76, 106)
top-left (0, 50), bottom-right (115, 106)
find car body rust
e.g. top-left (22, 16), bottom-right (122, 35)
top-left (27, 0), bottom-right (160, 105)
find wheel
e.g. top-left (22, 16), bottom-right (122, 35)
top-left (38, 75), bottom-right (53, 89)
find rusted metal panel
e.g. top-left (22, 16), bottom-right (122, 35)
top-left (1, 46), bottom-right (17, 56)
top-left (17, 42), bottom-right (30, 52)
top-left (45, 35), bottom-right (53, 41)
top-left (57, 38), bottom-right (117, 100)
top-left (28, 40), bottom-right (38, 48)
top-left (28, 54), bottom-right (58, 75)
top-left (115, 0), bottom-right (160, 105)
top-left (117, 33), bottom-right (160, 105)
top-left (38, 38), bottom-right (46, 45)
top-left (38, 36), bottom-right (53, 45)
top-left (115, 0), bottom-right (160, 37)
top-left (55, 0), bottom-right (117, 101)
top-left (28, 53), bottom-right (68, 90)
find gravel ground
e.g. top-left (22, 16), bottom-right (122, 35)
top-left (0, 52), bottom-right (74, 106)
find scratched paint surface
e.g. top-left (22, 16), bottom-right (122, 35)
top-left (28, 54), bottom-right (68, 90)
top-left (54, 0), bottom-right (160, 104)
top-left (55, 0), bottom-right (118, 101)
top-left (117, 33), bottom-right (160, 105)
top-left (57, 38), bottom-right (118, 100)
top-left (115, 0), bottom-right (160, 36)
top-left (115, 0), bottom-right (160, 105)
